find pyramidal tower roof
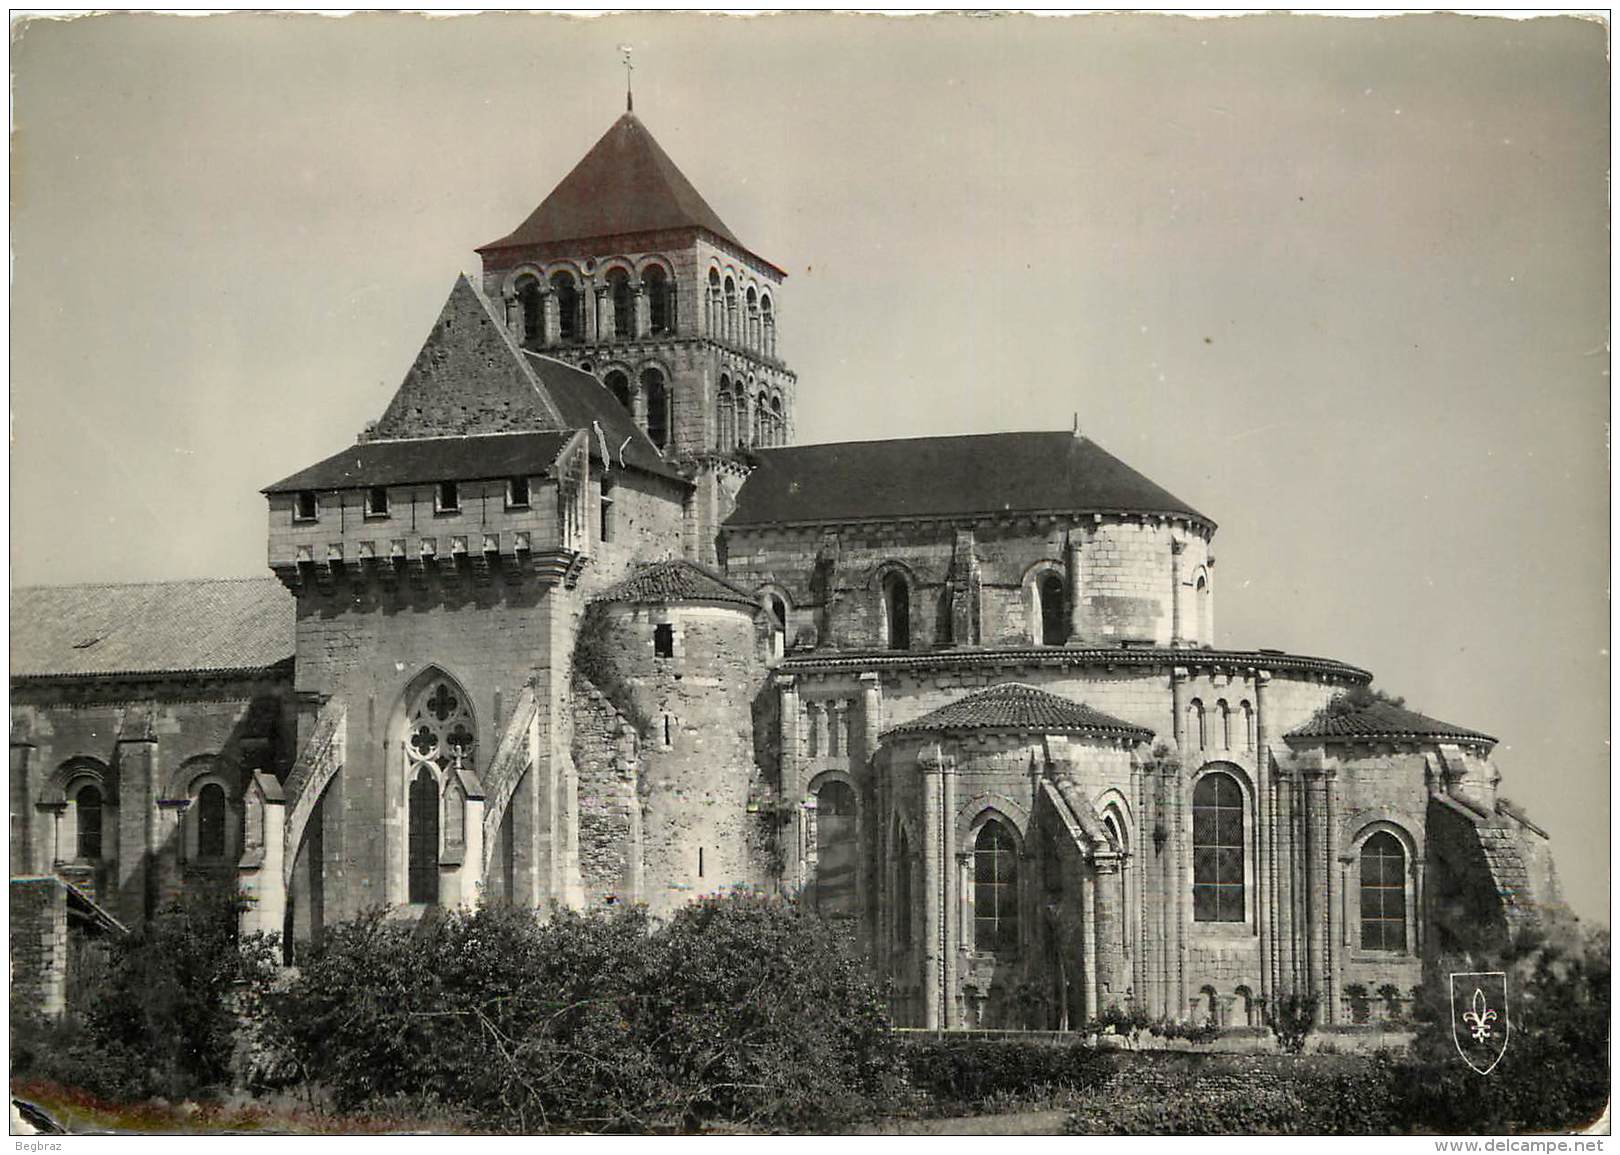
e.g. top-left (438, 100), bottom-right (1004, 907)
top-left (478, 113), bottom-right (777, 272)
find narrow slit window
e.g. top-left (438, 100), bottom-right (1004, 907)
top-left (698, 846), bottom-right (705, 878)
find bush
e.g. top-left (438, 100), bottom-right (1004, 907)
top-left (900, 1036), bottom-right (1110, 1111)
top-left (1266, 992), bottom-right (1319, 1054)
top-left (267, 894), bottom-right (901, 1133)
top-left (1388, 926), bottom-right (1610, 1133)
top-left (10, 892), bottom-right (279, 1102)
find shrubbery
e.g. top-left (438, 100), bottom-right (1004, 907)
top-left (11, 893), bottom-right (278, 1102)
top-left (899, 1036), bottom-right (1110, 1110)
top-left (264, 894), bottom-right (902, 1133)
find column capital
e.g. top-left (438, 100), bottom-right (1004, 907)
top-left (1255, 668), bottom-right (1273, 685)
top-left (773, 673), bottom-right (799, 691)
top-left (858, 670), bottom-right (881, 686)
top-left (1171, 666), bottom-right (1191, 682)
top-left (1170, 538), bottom-right (1187, 555)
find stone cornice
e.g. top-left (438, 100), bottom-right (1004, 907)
top-left (779, 645), bottom-right (1370, 683)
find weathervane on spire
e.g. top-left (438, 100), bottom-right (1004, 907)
top-left (619, 44), bottom-right (634, 113)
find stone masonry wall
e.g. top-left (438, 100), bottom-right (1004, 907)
top-left (10, 877), bottom-right (68, 1017)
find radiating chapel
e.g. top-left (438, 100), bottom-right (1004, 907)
top-left (10, 105), bottom-right (1566, 1030)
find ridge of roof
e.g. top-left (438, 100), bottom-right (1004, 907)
top-left (726, 430), bottom-right (1212, 528)
top-left (594, 558), bottom-right (759, 609)
top-left (882, 681), bottom-right (1154, 741)
top-left (1286, 699), bottom-right (1496, 746)
top-left (521, 352), bottom-right (684, 481)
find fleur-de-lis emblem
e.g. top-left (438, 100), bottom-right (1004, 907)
top-left (1462, 987), bottom-right (1497, 1043)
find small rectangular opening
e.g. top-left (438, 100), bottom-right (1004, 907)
top-left (436, 481), bottom-right (460, 513)
top-left (506, 476), bottom-right (530, 509)
top-left (654, 623), bottom-right (674, 659)
top-left (698, 846), bottom-right (704, 879)
top-left (294, 491), bottom-right (318, 522)
top-left (365, 486), bottom-right (390, 518)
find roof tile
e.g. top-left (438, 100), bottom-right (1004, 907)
top-left (882, 682), bottom-right (1154, 741)
top-left (1287, 699), bottom-right (1496, 745)
top-left (594, 559), bottom-right (759, 609)
top-left (11, 578), bottom-right (294, 679)
top-left (726, 432), bottom-right (1211, 527)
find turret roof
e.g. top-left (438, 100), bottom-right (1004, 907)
top-left (594, 559), bottom-right (759, 609)
top-left (881, 682), bottom-right (1154, 742)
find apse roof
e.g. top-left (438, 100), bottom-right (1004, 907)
top-left (725, 431), bottom-right (1212, 528)
top-left (594, 558), bottom-right (759, 609)
top-left (478, 113), bottom-right (780, 274)
top-left (1287, 699), bottom-right (1496, 746)
top-left (881, 682), bottom-right (1155, 742)
top-left (11, 578), bottom-right (294, 680)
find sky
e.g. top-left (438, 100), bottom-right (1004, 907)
top-left (9, 12), bottom-right (1610, 923)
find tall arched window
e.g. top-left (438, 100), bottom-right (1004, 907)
top-left (197, 782), bottom-right (228, 860)
top-left (1217, 699), bottom-right (1232, 749)
top-left (408, 766), bottom-right (439, 904)
top-left (1188, 698), bottom-right (1207, 749)
top-left (608, 268), bottom-right (633, 340)
top-left (551, 271), bottom-right (581, 343)
top-left (1359, 831), bottom-right (1407, 952)
top-left (642, 368), bottom-right (669, 450)
top-left (1192, 772), bottom-right (1244, 921)
top-left (1195, 572), bottom-right (1209, 642)
top-left (402, 675), bottom-right (476, 906)
top-left (1039, 574), bottom-right (1065, 645)
top-left (812, 779), bottom-right (858, 918)
top-left (645, 265), bottom-right (673, 335)
top-left (604, 369), bottom-right (632, 414)
top-left (707, 268), bottom-right (721, 334)
top-left (745, 286), bottom-right (759, 348)
top-left (761, 294), bottom-right (775, 356)
top-left (753, 389), bottom-right (768, 446)
top-left (973, 820), bottom-right (1019, 952)
top-left (1241, 700), bottom-right (1255, 750)
top-left (75, 783), bottom-right (103, 861)
top-left (882, 571), bottom-right (911, 651)
top-left (723, 276), bottom-right (737, 341)
top-left (516, 275), bottom-right (543, 344)
top-left (716, 379), bottom-right (736, 450)
top-left (894, 826), bottom-right (913, 950)
top-left (770, 396), bottom-right (784, 446)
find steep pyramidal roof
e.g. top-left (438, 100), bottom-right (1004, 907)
top-left (479, 113), bottom-right (774, 271)
top-left (265, 277), bottom-right (682, 491)
top-left (1287, 699), bottom-right (1496, 747)
top-left (726, 431), bottom-right (1212, 528)
top-left (882, 682), bottom-right (1154, 742)
top-left (368, 274), bottom-right (564, 441)
top-left (594, 559), bottom-right (759, 609)
top-left (12, 578), bottom-right (294, 679)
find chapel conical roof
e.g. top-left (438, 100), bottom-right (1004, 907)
top-left (882, 682), bottom-right (1154, 742)
top-left (478, 113), bottom-right (772, 270)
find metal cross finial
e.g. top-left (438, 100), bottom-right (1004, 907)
top-left (619, 44), bottom-right (634, 112)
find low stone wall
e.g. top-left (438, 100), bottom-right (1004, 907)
top-left (10, 877), bottom-right (68, 1017)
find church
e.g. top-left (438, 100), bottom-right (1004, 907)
top-left (9, 104), bottom-right (1565, 1032)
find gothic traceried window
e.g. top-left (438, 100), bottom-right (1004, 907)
top-left (1192, 771), bottom-right (1244, 922)
top-left (403, 676), bottom-right (476, 905)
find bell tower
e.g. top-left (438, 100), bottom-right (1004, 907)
top-left (476, 109), bottom-right (794, 563)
